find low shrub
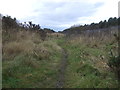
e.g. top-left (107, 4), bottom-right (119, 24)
top-left (108, 55), bottom-right (120, 80)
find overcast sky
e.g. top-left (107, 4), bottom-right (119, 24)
top-left (0, 0), bottom-right (119, 31)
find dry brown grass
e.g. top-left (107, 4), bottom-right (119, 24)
top-left (47, 33), bottom-right (65, 38)
top-left (69, 31), bottom-right (117, 49)
top-left (15, 30), bottom-right (42, 43)
top-left (3, 28), bottom-right (63, 61)
top-left (3, 40), bottom-right (34, 55)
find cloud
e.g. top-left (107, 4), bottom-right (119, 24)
top-left (29, 0), bottom-right (104, 31)
top-left (0, 0), bottom-right (119, 31)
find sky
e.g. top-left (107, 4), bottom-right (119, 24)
top-left (0, 0), bottom-right (119, 31)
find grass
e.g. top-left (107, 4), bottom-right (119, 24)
top-left (59, 34), bottom-right (119, 88)
top-left (2, 28), bottom-right (119, 88)
top-left (2, 29), bottom-right (63, 88)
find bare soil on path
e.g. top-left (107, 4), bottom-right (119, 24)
top-left (56, 48), bottom-right (68, 88)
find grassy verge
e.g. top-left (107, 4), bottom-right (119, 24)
top-left (2, 29), bottom-right (119, 88)
top-left (61, 36), bottom-right (119, 88)
top-left (2, 30), bottom-right (63, 88)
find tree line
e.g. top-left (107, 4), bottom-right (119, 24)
top-left (2, 15), bottom-right (55, 40)
top-left (63, 17), bottom-right (120, 34)
top-left (2, 15), bottom-right (54, 33)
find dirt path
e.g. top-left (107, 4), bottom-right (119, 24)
top-left (56, 48), bottom-right (68, 88)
